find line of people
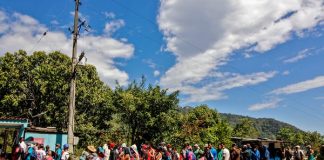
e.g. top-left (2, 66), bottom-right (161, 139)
top-left (79, 142), bottom-right (323, 160)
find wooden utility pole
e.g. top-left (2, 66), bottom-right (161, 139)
top-left (68, 0), bottom-right (80, 154)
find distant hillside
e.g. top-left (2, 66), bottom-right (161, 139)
top-left (179, 106), bottom-right (302, 139)
top-left (221, 113), bottom-right (302, 139)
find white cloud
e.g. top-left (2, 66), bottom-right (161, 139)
top-left (182, 71), bottom-right (277, 103)
top-left (104, 19), bottom-right (125, 36)
top-left (158, 0), bottom-right (324, 102)
top-left (154, 70), bottom-right (160, 77)
top-left (283, 48), bottom-right (313, 63)
top-left (270, 76), bottom-right (324, 95)
top-left (0, 10), bottom-right (134, 87)
top-left (103, 12), bottom-right (116, 19)
top-left (50, 20), bottom-right (59, 25)
top-left (282, 70), bottom-right (290, 76)
top-left (248, 98), bottom-right (282, 111)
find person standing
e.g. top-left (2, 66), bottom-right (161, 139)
top-left (36, 145), bottom-right (46, 160)
top-left (193, 144), bottom-right (204, 160)
top-left (209, 144), bottom-right (218, 160)
top-left (61, 144), bottom-right (69, 160)
top-left (217, 144), bottom-right (223, 160)
top-left (306, 145), bottom-right (315, 160)
top-left (55, 144), bottom-right (62, 160)
top-left (19, 138), bottom-right (27, 159)
top-left (221, 144), bottom-right (230, 160)
top-left (103, 141), bottom-right (111, 160)
top-left (293, 146), bottom-right (303, 160)
top-left (230, 144), bottom-right (240, 160)
top-left (251, 146), bottom-right (260, 160)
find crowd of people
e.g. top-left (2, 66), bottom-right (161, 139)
top-left (2, 138), bottom-right (70, 160)
top-left (78, 141), bottom-right (324, 160)
top-left (2, 138), bottom-right (323, 160)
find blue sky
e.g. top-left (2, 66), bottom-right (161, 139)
top-left (0, 0), bottom-right (324, 134)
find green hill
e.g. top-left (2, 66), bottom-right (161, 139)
top-left (221, 113), bottom-right (302, 139)
top-left (179, 106), bottom-right (302, 139)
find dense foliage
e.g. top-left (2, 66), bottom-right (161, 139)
top-left (0, 51), bottom-right (323, 149)
top-left (221, 113), bottom-right (301, 139)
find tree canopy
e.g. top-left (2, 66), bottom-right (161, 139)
top-left (0, 50), bottom-right (323, 149)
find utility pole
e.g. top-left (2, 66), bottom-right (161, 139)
top-left (68, 0), bottom-right (80, 154)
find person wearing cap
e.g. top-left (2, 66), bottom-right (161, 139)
top-left (130, 144), bottom-right (139, 160)
top-left (61, 144), bottom-right (69, 160)
top-left (193, 144), bottom-right (204, 160)
top-left (293, 146), bottom-right (303, 160)
top-left (109, 143), bottom-right (119, 160)
top-left (306, 145), bottom-right (315, 160)
top-left (55, 144), bottom-right (62, 160)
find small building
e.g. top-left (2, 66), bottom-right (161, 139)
top-left (24, 127), bottom-right (68, 151)
top-left (0, 117), bottom-right (68, 155)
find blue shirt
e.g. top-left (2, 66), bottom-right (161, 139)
top-left (210, 147), bottom-right (218, 160)
top-left (252, 149), bottom-right (260, 160)
top-left (55, 148), bottom-right (62, 160)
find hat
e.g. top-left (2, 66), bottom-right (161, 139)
top-left (306, 145), bottom-right (311, 148)
top-left (204, 144), bottom-right (208, 148)
top-left (109, 143), bottom-right (115, 149)
top-left (121, 143), bottom-right (127, 148)
top-left (87, 145), bottom-right (97, 153)
top-left (194, 144), bottom-right (199, 147)
top-left (131, 144), bottom-right (138, 151)
top-left (295, 145), bottom-right (300, 148)
top-left (63, 144), bottom-right (69, 149)
top-left (141, 144), bottom-right (147, 149)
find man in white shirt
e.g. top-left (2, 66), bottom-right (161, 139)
top-left (37, 145), bottom-right (46, 160)
top-left (222, 143), bottom-right (230, 160)
top-left (19, 137), bottom-right (27, 153)
top-left (61, 144), bottom-right (70, 160)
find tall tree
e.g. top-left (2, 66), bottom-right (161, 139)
top-left (0, 51), bottom-right (115, 146)
top-left (113, 77), bottom-right (179, 145)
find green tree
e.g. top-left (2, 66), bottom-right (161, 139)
top-left (175, 105), bottom-right (232, 146)
top-left (0, 50), bottom-right (115, 146)
top-left (232, 118), bottom-right (260, 138)
top-left (113, 77), bottom-right (179, 145)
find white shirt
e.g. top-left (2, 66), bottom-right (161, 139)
top-left (103, 144), bottom-right (111, 160)
top-left (61, 151), bottom-right (70, 160)
top-left (37, 149), bottom-right (46, 160)
top-left (223, 148), bottom-right (230, 160)
top-left (20, 141), bottom-right (27, 153)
